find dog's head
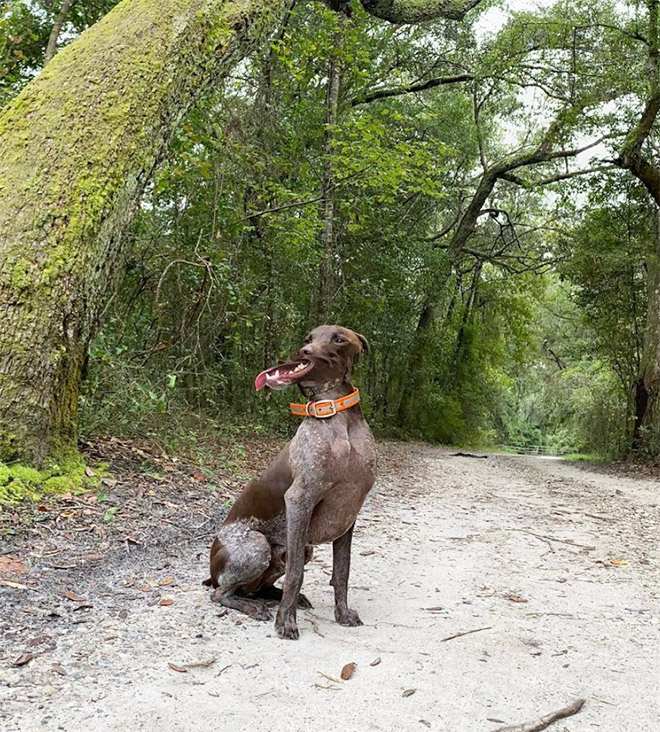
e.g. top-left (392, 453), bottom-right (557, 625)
top-left (254, 325), bottom-right (368, 391)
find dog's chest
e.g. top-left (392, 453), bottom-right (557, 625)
top-left (289, 418), bottom-right (376, 487)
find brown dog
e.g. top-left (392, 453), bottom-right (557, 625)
top-left (204, 325), bottom-right (376, 639)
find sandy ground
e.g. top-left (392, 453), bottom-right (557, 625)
top-left (1, 442), bottom-right (659, 731)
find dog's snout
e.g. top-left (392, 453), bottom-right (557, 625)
top-left (300, 344), bottom-right (314, 358)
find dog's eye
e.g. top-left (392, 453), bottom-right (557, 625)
top-left (304, 336), bottom-right (312, 344)
top-left (333, 336), bottom-right (346, 344)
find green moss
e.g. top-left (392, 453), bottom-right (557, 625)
top-left (0, 453), bottom-right (98, 505)
top-left (10, 259), bottom-right (32, 290)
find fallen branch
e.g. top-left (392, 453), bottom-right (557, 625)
top-left (441, 626), bottom-right (492, 642)
top-left (493, 698), bottom-right (585, 732)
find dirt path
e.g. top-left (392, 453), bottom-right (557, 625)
top-left (1, 443), bottom-right (659, 731)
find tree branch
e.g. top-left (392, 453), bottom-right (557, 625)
top-left (501, 163), bottom-right (617, 187)
top-left (44, 0), bottom-right (77, 64)
top-left (445, 122), bottom-right (608, 255)
top-left (351, 73), bottom-right (473, 105)
top-left (358, 0), bottom-right (485, 23)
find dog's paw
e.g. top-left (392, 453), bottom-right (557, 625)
top-left (210, 588), bottom-right (223, 604)
top-left (275, 610), bottom-right (299, 640)
top-left (335, 608), bottom-right (363, 627)
top-left (298, 593), bottom-right (313, 610)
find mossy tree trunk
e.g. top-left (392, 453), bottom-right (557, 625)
top-left (0, 0), bottom-right (285, 466)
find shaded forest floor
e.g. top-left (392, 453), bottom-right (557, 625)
top-left (1, 440), bottom-right (659, 731)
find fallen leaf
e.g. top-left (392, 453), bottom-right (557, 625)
top-left (191, 473), bottom-right (207, 483)
top-left (340, 662), bottom-right (356, 680)
top-left (13, 653), bottom-right (35, 667)
top-left (80, 554), bottom-right (103, 561)
top-left (37, 505), bottom-right (51, 512)
top-left (370, 657), bottom-right (381, 666)
top-left (359, 550), bottom-right (375, 556)
top-left (48, 562), bottom-right (76, 570)
top-left (0, 580), bottom-right (29, 590)
top-left (506, 594), bottom-right (528, 603)
top-left (402, 689), bottom-right (416, 697)
top-left (103, 507), bottom-right (118, 522)
top-left (0, 555), bottom-right (27, 576)
top-left (28, 635), bottom-right (52, 647)
top-left (51, 664), bottom-right (67, 676)
top-left (168, 662), bottom-right (188, 673)
top-left (139, 585), bottom-right (153, 592)
top-left (610, 558), bottom-right (628, 566)
top-left (58, 589), bottom-right (86, 603)
top-left (423, 606), bottom-right (444, 611)
top-left (158, 576), bottom-right (175, 586)
top-left (84, 466), bottom-right (96, 478)
top-left (159, 598), bottom-right (173, 606)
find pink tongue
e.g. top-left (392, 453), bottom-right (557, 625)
top-left (254, 368), bottom-right (272, 391)
top-left (254, 363), bottom-right (295, 391)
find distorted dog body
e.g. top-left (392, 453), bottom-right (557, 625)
top-left (205, 325), bottom-right (376, 639)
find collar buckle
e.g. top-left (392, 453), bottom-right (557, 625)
top-left (306, 399), bottom-right (337, 419)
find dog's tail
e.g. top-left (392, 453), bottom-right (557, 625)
top-left (202, 536), bottom-right (224, 588)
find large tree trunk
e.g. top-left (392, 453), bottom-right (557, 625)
top-left (632, 221), bottom-right (660, 454)
top-left (0, 0), bottom-right (284, 466)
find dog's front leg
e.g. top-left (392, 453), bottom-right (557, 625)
top-left (275, 482), bottom-right (314, 640)
top-left (331, 523), bottom-right (363, 626)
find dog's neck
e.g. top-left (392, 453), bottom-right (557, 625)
top-left (299, 377), bottom-right (353, 401)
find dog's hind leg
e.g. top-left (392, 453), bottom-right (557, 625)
top-left (253, 544), bottom-right (314, 608)
top-left (330, 523), bottom-right (363, 627)
top-left (208, 524), bottom-right (272, 621)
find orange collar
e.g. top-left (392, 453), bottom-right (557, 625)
top-left (290, 388), bottom-right (360, 419)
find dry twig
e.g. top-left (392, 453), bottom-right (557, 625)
top-left (493, 698), bottom-right (585, 731)
top-left (441, 626), bottom-right (493, 642)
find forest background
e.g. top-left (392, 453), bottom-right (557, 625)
top-left (3, 0), bottom-right (660, 497)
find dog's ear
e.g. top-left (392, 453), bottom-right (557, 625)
top-left (356, 333), bottom-right (369, 355)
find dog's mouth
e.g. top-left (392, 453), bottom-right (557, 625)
top-left (254, 360), bottom-right (314, 391)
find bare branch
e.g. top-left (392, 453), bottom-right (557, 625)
top-left (502, 163), bottom-right (617, 187)
top-left (352, 73), bottom-right (473, 106)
